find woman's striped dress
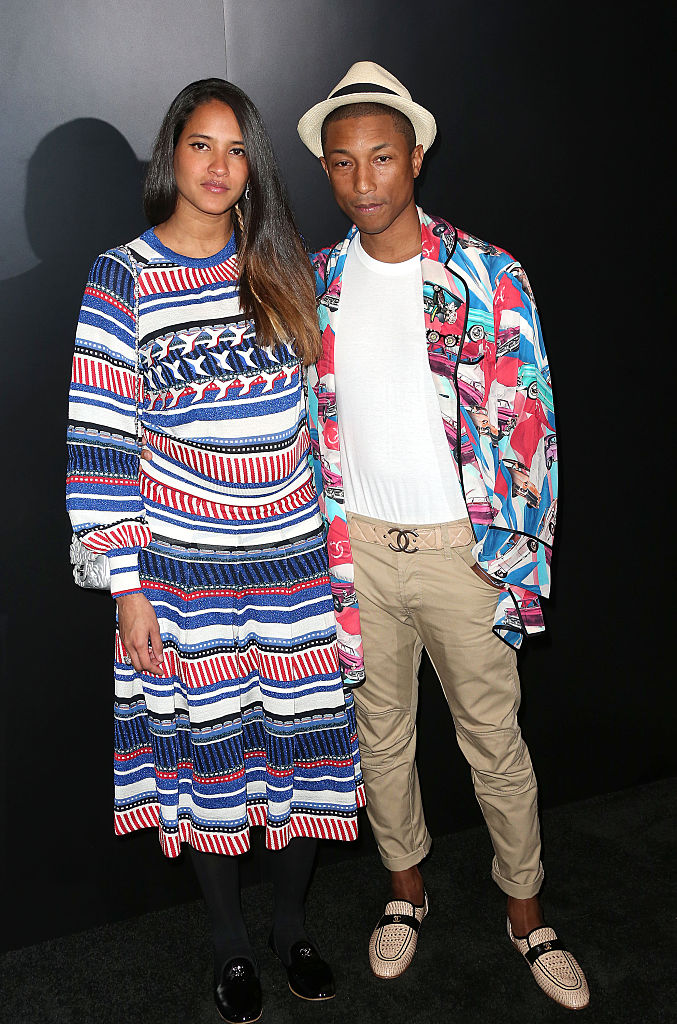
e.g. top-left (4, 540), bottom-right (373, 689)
top-left (67, 229), bottom-right (364, 857)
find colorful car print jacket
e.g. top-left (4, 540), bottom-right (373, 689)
top-left (307, 208), bottom-right (557, 686)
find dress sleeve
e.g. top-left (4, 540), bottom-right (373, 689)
top-left (66, 250), bottom-right (152, 597)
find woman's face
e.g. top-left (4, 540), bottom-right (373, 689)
top-left (172, 99), bottom-right (249, 221)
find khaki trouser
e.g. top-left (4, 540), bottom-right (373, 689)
top-left (348, 511), bottom-right (544, 899)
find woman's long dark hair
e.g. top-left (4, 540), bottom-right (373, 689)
top-left (144, 79), bottom-right (321, 365)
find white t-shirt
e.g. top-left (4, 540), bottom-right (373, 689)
top-left (334, 234), bottom-right (467, 524)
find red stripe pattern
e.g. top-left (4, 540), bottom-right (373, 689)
top-left (114, 798), bottom-right (365, 858)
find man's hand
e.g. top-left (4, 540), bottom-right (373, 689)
top-left (471, 563), bottom-right (504, 590)
top-left (116, 592), bottom-right (164, 675)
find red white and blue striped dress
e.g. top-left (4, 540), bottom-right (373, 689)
top-left (67, 229), bottom-right (364, 857)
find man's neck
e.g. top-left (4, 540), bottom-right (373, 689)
top-left (358, 202), bottom-right (421, 264)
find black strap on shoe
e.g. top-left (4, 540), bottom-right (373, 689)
top-left (377, 912), bottom-right (421, 932)
top-left (524, 938), bottom-right (566, 965)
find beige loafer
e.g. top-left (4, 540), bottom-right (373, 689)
top-left (368, 893), bottom-right (429, 979)
top-left (508, 919), bottom-right (590, 1010)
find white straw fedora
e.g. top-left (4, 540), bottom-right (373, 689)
top-left (297, 61), bottom-right (437, 158)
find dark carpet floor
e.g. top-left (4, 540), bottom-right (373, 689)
top-left (2, 778), bottom-right (676, 1024)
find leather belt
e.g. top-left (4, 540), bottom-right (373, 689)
top-left (347, 514), bottom-right (473, 554)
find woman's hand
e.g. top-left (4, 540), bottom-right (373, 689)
top-left (116, 592), bottom-right (164, 675)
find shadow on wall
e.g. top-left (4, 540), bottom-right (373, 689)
top-left (0, 120), bottom-right (161, 948)
top-left (26, 119), bottom-right (147, 272)
top-left (2, 117), bottom-right (147, 426)
top-left (1, 118), bottom-right (146, 589)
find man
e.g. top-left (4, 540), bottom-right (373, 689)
top-left (297, 62), bottom-right (589, 1010)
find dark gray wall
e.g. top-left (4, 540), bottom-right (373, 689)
top-left (1, 0), bottom-right (230, 951)
top-left (1, 0), bottom-right (670, 950)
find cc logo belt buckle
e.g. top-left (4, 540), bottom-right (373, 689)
top-left (387, 528), bottom-right (419, 553)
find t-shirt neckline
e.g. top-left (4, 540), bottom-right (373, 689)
top-left (353, 232), bottom-right (422, 277)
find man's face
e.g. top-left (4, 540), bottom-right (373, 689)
top-left (320, 113), bottom-right (423, 237)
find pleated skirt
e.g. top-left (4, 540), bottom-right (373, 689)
top-left (113, 530), bottom-right (364, 857)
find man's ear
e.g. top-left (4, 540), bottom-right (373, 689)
top-left (320, 157), bottom-right (330, 179)
top-left (411, 144), bottom-right (424, 179)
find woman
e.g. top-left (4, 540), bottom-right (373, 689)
top-left (66, 79), bottom-right (364, 1024)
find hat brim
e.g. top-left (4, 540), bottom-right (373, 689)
top-left (297, 92), bottom-right (437, 158)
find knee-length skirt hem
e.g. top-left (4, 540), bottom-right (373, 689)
top-left (114, 786), bottom-right (366, 857)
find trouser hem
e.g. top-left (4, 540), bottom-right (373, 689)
top-left (491, 856), bottom-right (544, 899)
top-left (379, 833), bottom-right (432, 872)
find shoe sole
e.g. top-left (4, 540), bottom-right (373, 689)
top-left (370, 962), bottom-right (413, 981)
top-left (216, 1008), bottom-right (263, 1024)
top-left (287, 983), bottom-right (336, 1001)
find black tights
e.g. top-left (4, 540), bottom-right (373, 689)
top-left (188, 837), bottom-right (317, 974)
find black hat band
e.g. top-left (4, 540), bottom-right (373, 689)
top-left (330, 83), bottom-right (400, 99)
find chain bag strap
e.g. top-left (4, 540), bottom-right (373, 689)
top-left (70, 247), bottom-right (141, 589)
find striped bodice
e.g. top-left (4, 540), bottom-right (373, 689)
top-left (67, 229), bottom-right (321, 593)
top-left (131, 231), bottom-right (318, 548)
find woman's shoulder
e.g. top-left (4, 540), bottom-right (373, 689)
top-left (99, 232), bottom-right (154, 264)
top-left (87, 232), bottom-right (159, 289)
top-left (85, 237), bottom-right (146, 303)
top-left (90, 236), bottom-right (140, 265)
